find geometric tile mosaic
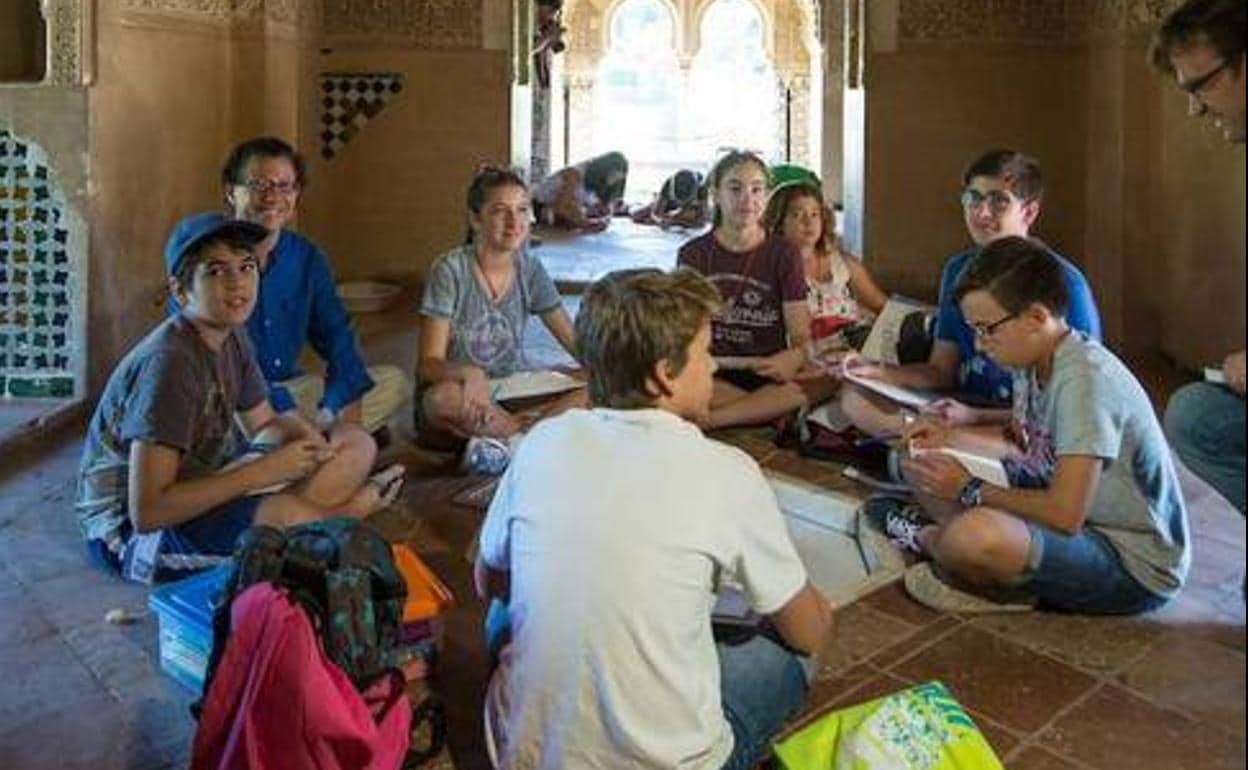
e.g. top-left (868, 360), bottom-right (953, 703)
top-left (319, 71), bottom-right (405, 160)
top-left (0, 129), bottom-right (78, 399)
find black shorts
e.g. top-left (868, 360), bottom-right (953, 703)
top-left (716, 369), bottom-right (773, 393)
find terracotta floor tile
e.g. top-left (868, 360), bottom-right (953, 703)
top-left (892, 625), bottom-right (1097, 733)
top-left (1134, 588), bottom-right (1247, 652)
top-left (708, 427), bottom-right (778, 463)
top-left (968, 611), bottom-right (1162, 676)
top-left (1039, 684), bottom-right (1245, 770)
top-left (826, 670), bottom-right (913, 711)
top-left (860, 579), bottom-right (948, 628)
top-left (818, 602), bottom-right (919, 677)
top-left (1117, 632), bottom-right (1246, 736)
top-left (971, 713), bottom-right (1020, 761)
top-left (789, 663), bottom-right (878, 731)
top-left (1008, 745), bottom-right (1087, 769)
top-left (762, 448), bottom-right (846, 489)
top-left (869, 614), bottom-right (964, 670)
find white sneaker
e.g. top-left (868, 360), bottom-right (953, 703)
top-left (904, 562), bottom-right (1036, 614)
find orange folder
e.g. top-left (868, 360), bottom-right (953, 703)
top-left (391, 543), bottom-right (454, 623)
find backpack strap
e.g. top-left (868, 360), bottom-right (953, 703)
top-left (192, 525), bottom-right (287, 721)
top-left (403, 695), bottom-right (448, 768)
top-left (324, 520), bottom-right (408, 688)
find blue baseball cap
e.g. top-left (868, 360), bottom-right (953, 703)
top-left (164, 212), bottom-right (268, 278)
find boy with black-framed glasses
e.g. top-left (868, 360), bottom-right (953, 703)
top-left (838, 149), bottom-right (1103, 439)
top-left (897, 236), bottom-right (1189, 615)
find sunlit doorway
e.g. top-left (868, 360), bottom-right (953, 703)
top-left (551, 0), bottom-right (823, 203)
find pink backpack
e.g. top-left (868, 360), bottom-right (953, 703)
top-left (191, 583), bottom-right (411, 770)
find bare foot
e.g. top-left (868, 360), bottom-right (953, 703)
top-left (343, 463), bottom-right (406, 517)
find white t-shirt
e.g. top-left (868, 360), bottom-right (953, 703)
top-left (480, 408), bottom-right (808, 770)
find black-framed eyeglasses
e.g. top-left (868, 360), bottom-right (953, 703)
top-left (959, 188), bottom-right (1014, 215)
top-left (241, 177), bottom-right (299, 196)
top-left (1179, 59), bottom-right (1230, 95)
top-left (968, 312), bottom-right (1019, 338)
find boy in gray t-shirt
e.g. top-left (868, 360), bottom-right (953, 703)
top-left (896, 236), bottom-right (1188, 614)
top-left (78, 213), bottom-right (402, 584)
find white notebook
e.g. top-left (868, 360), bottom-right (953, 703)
top-left (843, 369), bottom-right (938, 410)
top-left (910, 446), bottom-right (1009, 486)
top-left (489, 370), bottom-right (584, 402)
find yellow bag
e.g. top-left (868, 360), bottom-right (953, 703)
top-left (774, 681), bottom-right (1004, 770)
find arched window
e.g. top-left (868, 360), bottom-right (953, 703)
top-left (591, 0), bottom-right (682, 199)
top-left (688, 0), bottom-right (781, 165)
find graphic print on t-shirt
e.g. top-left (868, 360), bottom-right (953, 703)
top-left (464, 308), bottom-right (518, 370)
top-left (714, 274), bottom-right (781, 349)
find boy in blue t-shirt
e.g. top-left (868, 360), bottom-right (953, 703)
top-left (896, 236), bottom-right (1188, 614)
top-left (77, 213), bottom-right (403, 583)
top-left (840, 149), bottom-right (1101, 437)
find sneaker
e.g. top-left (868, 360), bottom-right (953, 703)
top-left (861, 495), bottom-right (931, 555)
top-left (461, 437), bottom-right (511, 476)
top-left (903, 562), bottom-right (1036, 614)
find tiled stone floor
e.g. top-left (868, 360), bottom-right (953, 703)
top-left (1, 225), bottom-right (1243, 768)
top-left (1, 413), bottom-right (1243, 769)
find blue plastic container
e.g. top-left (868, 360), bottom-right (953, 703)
top-left (148, 563), bottom-right (231, 694)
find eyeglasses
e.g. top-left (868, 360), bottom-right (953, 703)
top-left (1179, 59), bottom-right (1230, 95)
top-left (968, 312), bottom-right (1019, 338)
top-left (959, 188), bottom-right (1015, 214)
top-left (240, 177), bottom-right (299, 196)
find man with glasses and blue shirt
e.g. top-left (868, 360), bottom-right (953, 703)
top-left (840, 149), bottom-right (1102, 439)
top-left (1152, 0), bottom-right (1246, 521)
top-left (208, 136), bottom-right (411, 440)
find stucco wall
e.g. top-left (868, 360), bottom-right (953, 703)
top-left (298, 48), bottom-right (511, 288)
top-left (863, 45), bottom-right (1089, 303)
top-left (856, 0), bottom-right (1244, 366)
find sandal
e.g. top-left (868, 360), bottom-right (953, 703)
top-left (367, 463), bottom-right (406, 508)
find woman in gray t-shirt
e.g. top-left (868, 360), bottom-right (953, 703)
top-left (417, 166), bottom-right (581, 451)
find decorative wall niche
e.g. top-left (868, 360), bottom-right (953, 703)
top-left (0, 130), bottom-right (82, 400)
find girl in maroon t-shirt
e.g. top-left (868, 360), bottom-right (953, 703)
top-left (677, 151), bottom-right (837, 429)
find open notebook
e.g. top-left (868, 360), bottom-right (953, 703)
top-left (910, 446), bottom-right (1008, 486)
top-left (488, 370), bottom-right (584, 402)
top-left (842, 369), bottom-right (938, 410)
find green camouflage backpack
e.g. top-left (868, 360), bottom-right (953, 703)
top-left (199, 517), bottom-right (408, 699)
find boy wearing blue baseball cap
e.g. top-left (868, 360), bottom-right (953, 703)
top-left (76, 213), bottom-right (404, 583)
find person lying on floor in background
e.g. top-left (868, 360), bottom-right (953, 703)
top-left (837, 149), bottom-right (1102, 439)
top-left (77, 214), bottom-right (404, 585)
top-left (763, 180), bottom-right (888, 363)
top-left (416, 165), bottom-right (586, 475)
top-left (677, 150), bottom-right (837, 430)
top-left (630, 168), bottom-right (710, 229)
top-left (881, 236), bottom-right (1188, 616)
top-left (476, 267), bottom-right (831, 770)
top-left (531, 151), bottom-right (630, 232)
top-left (211, 136), bottom-right (412, 439)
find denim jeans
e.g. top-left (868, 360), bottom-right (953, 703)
top-left (482, 600), bottom-right (810, 768)
top-left (718, 634), bottom-right (811, 770)
top-left (1023, 524), bottom-right (1169, 614)
top-left (1164, 382), bottom-right (1246, 514)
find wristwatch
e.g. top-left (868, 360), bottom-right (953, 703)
top-left (957, 477), bottom-right (985, 508)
